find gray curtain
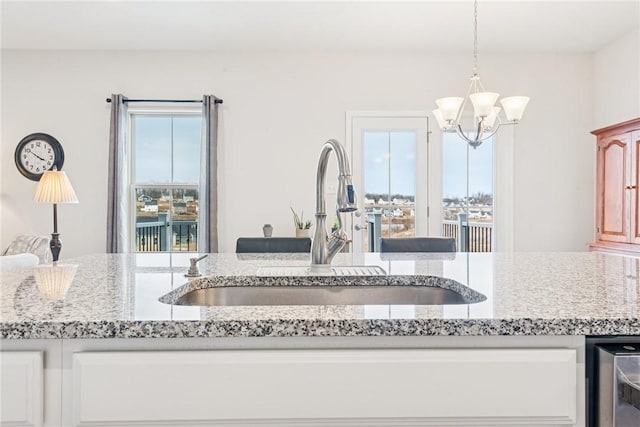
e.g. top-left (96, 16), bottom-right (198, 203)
top-left (199, 95), bottom-right (221, 252)
top-left (106, 94), bottom-right (129, 253)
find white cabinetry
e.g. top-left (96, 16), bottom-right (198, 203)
top-left (72, 349), bottom-right (577, 427)
top-left (0, 352), bottom-right (43, 427)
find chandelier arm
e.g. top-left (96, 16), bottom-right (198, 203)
top-left (475, 118), bottom-right (484, 142)
top-left (479, 123), bottom-right (502, 141)
top-left (455, 124), bottom-right (474, 144)
top-left (455, 121), bottom-right (499, 148)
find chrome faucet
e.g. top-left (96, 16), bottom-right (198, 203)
top-left (311, 139), bottom-right (358, 268)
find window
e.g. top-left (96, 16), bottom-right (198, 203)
top-left (442, 133), bottom-right (494, 252)
top-left (362, 130), bottom-right (417, 241)
top-left (130, 113), bottom-right (202, 252)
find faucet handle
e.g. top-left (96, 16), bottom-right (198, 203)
top-left (326, 229), bottom-right (348, 261)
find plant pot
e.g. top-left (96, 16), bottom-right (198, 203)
top-left (263, 224), bottom-right (273, 238)
top-left (295, 229), bottom-right (310, 238)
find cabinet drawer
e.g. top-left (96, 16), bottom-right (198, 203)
top-left (1, 351), bottom-right (43, 427)
top-left (73, 349), bottom-right (576, 426)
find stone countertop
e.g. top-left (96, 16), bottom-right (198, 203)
top-left (1, 252), bottom-right (639, 339)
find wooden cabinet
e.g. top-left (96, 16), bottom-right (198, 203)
top-left (591, 118), bottom-right (640, 253)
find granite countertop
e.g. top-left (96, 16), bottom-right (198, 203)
top-left (1, 252), bottom-right (639, 339)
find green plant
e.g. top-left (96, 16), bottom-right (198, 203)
top-left (290, 207), bottom-right (312, 230)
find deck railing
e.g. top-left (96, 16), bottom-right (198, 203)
top-left (135, 214), bottom-right (198, 252)
top-left (442, 219), bottom-right (493, 252)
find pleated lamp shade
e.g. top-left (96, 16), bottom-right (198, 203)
top-left (34, 264), bottom-right (78, 300)
top-left (33, 169), bottom-right (79, 204)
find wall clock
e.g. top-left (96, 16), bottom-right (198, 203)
top-left (14, 133), bottom-right (65, 181)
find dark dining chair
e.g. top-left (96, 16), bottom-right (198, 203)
top-left (380, 237), bottom-right (456, 253)
top-left (235, 237), bottom-right (312, 253)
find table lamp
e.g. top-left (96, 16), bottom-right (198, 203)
top-left (33, 167), bottom-right (79, 262)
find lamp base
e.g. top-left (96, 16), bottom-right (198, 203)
top-left (50, 232), bottom-right (62, 262)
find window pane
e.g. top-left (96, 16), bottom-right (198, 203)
top-left (135, 188), bottom-right (171, 252)
top-left (171, 188), bottom-right (198, 252)
top-left (442, 134), bottom-right (493, 252)
top-left (172, 116), bottom-right (202, 183)
top-left (468, 138), bottom-right (493, 221)
top-left (389, 131), bottom-right (416, 238)
top-left (135, 187), bottom-right (198, 252)
top-left (363, 131), bottom-right (390, 251)
top-left (134, 116), bottom-right (172, 183)
top-left (442, 134), bottom-right (468, 221)
top-left (362, 131), bottom-right (418, 250)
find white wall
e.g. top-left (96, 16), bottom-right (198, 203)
top-left (594, 29), bottom-right (640, 129)
top-left (0, 50), bottom-right (594, 257)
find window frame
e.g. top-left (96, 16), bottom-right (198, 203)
top-left (127, 107), bottom-right (203, 253)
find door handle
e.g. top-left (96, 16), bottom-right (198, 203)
top-left (355, 224), bottom-right (368, 231)
top-left (626, 185), bottom-right (637, 190)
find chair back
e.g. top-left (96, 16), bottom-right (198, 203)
top-left (380, 237), bottom-right (456, 253)
top-left (235, 237), bottom-right (312, 253)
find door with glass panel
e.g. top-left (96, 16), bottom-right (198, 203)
top-left (350, 116), bottom-right (431, 253)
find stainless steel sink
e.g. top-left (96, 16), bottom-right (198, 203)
top-left (169, 285), bottom-right (479, 306)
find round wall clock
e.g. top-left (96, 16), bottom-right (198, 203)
top-left (14, 133), bottom-right (65, 181)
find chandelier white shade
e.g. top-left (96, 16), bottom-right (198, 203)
top-left (435, 97), bottom-right (464, 122)
top-left (432, 0), bottom-right (529, 147)
top-left (501, 96), bottom-right (530, 121)
top-left (469, 92), bottom-right (499, 118)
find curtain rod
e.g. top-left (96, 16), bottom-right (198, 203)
top-left (105, 98), bottom-right (223, 104)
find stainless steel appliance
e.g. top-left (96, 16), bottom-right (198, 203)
top-left (587, 337), bottom-right (640, 427)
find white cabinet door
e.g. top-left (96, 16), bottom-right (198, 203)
top-left (1, 351), bottom-right (43, 427)
top-left (73, 348), bottom-right (576, 426)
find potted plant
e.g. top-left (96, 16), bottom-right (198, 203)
top-left (290, 207), bottom-right (312, 238)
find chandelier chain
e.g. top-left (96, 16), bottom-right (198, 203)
top-left (473, 0), bottom-right (478, 76)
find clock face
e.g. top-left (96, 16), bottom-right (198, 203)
top-left (20, 140), bottom-right (55, 174)
top-left (14, 133), bottom-right (65, 181)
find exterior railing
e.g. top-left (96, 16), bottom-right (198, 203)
top-left (442, 218), bottom-right (493, 252)
top-left (136, 220), bottom-right (166, 251)
top-left (135, 213), bottom-right (198, 252)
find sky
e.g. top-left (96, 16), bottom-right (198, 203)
top-left (134, 117), bottom-right (492, 199)
top-left (442, 133), bottom-right (493, 198)
top-left (364, 131), bottom-right (416, 197)
top-left (363, 131), bottom-right (493, 199)
top-left (134, 115), bottom-right (202, 183)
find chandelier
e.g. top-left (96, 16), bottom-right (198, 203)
top-left (432, 0), bottom-right (530, 148)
